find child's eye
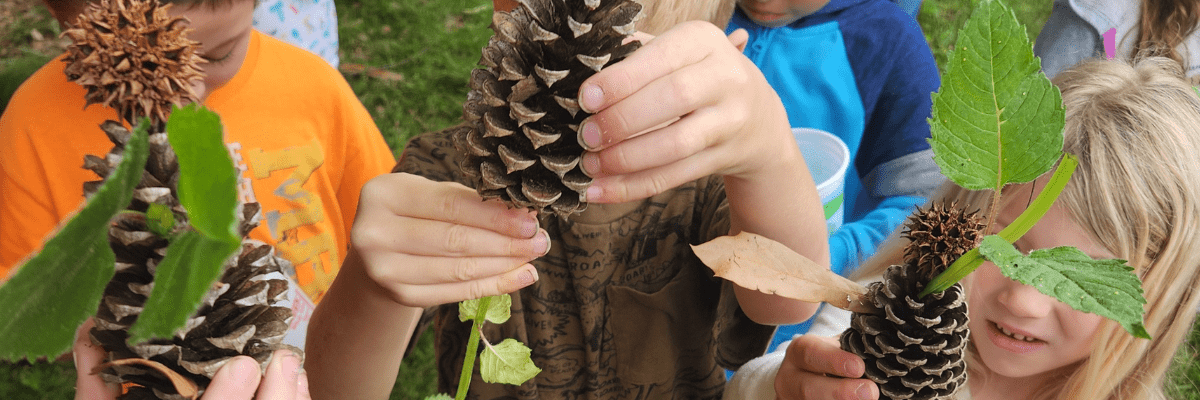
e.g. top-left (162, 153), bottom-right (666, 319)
top-left (201, 49), bottom-right (233, 65)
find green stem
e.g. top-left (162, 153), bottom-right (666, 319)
top-left (919, 154), bottom-right (1078, 296)
top-left (454, 296), bottom-right (492, 400)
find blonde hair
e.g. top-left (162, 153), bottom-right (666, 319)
top-left (854, 56), bottom-right (1200, 400)
top-left (633, 0), bottom-right (735, 35)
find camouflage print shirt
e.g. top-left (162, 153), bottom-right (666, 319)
top-left (396, 127), bottom-right (776, 400)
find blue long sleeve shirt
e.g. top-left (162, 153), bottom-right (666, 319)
top-left (727, 0), bottom-right (943, 280)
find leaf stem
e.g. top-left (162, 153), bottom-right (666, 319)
top-left (455, 296), bottom-right (492, 400)
top-left (919, 154), bottom-right (1078, 296)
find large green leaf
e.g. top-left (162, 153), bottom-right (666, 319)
top-left (128, 106), bottom-right (240, 343)
top-left (979, 235), bottom-right (1149, 339)
top-left (928, 0), bottom-right (1064, 191)
top-left (0, 122), bottom-right (150, 361)
top-left (479, 338), bottom-right (541, 385)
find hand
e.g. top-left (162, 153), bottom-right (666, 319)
top-left (575, 21), bottom-right (795, 203)
top-left (775, 335), bottom-right (878, 400)
top-left (73, 320), bottom-right (311, 399)
top-left (348, 172), bottom-right (548, 307)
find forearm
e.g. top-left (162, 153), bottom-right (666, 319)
top-left (306, 249), bottom-right (422, 400)
top-left (725, 143), bottom-right (829, 325)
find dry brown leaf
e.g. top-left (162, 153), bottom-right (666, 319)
top-left (692, 232), bottom-right (872, 313)
top-left (93, 358), bottom-right (199, 399)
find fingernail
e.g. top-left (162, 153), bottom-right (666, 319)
top-left (842, 359), bottom-right (856, 377)
top-left (585, 185), bottom-right (602, 203)
top-left (578, 120), bottom-right (601, 150)
top-left (579, 84), bottom-right (603, 113)
top-left (856, 382), bottom-right (873, 400)
top-left (519, 216), bottom-right (539, 238)
top-left (297, 369), bottom-right (311, 397)
top-left (535, 229), bottom-right (551, 256)
top-left (517, 266), bottom-right (539, 286)
top-left (580, 152), bottom-right (600, 177)
top-left (273, 349), bottom-right (302, 378)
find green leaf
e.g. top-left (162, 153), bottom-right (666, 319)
top-left (166, 104), bottom-right (238, 239)
top-left (0, 122), bottom-right (150, 361)
top-left (423, 394), bottom-right (454, 400)
top-left (459, 294), bottom-right (511, 324)
top-left (928, 0), bottom-right (1064, 191)
top-left (978, 235), bottom-right (1150, 339)
top-left (128, 106), bottom-right (241, 343)
top-left (479, 338), bottom-right (541, 385)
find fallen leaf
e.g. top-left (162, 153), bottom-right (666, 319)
top-left (339, 63), bottom-right (405, 82)
top-left (692, 232), bottom-right (871, 313)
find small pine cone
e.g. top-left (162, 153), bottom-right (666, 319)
top-left (902, 202), bottom-right (985, 280)
top-left (61, 0), bottom-right (204, 129)
top-left (454, 0), bottom-right (643, 216)
top-left (840, 265), bottom-right (969, 400)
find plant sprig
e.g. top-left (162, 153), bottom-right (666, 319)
top-left (919, 0), bottom-right (1148, 338)
top-left (426, 294), bottom-right (540, 400)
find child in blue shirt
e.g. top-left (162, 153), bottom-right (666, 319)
top-left (727, 0), bottom-right (943, 345)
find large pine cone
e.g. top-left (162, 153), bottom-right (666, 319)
top-left (838, 203), bottom-right (983, 400)
top-left (84, 123), bottom-right (297, 399)
top-left (454, 0), bottom-right (643, 216)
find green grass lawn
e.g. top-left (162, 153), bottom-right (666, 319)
top-left (0, 0), bottom-right (1197, 398)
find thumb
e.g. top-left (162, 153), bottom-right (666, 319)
top-left (73, 319), bottom-right (119, 400)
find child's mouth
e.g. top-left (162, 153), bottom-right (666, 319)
top-left (987, 321), bottom-right (1047, 354)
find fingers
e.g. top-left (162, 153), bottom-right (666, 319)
top-left (197, 356), bottom-right (262, 399)
top-left (375, 263), bottom-right (540, 306)
top-left (729, 28), bottom-right (750, 52)
top-left (74, 319), bottom-right (119, 400)
top-left (360, 173), bottom-right (540, 240)
top-left (250, 350), bottom-right (307, 400)
top-left (774, 336), bottom-right (878, 400)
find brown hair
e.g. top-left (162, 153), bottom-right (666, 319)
top-left (1131, 0), bottom-right (1200, 67)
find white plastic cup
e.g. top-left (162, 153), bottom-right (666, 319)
top-left (792, 128), bottom-right (850, 234)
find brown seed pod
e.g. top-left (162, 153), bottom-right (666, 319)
top-left (61, 0), bottom-right (204, 129)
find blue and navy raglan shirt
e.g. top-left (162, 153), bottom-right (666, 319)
top-left (727, 0), bottom-right (943, 278)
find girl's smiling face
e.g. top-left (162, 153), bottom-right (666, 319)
top-left (967, 182), bottom-right (1110, 379)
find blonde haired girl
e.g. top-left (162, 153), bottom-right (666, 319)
top-left (724, 56), bottom-right (1200, 400)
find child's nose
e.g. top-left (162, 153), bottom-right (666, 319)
top-left (996, 280), bottom-right (1054, 318)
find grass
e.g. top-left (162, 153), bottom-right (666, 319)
top-left (0, 0), bottom-right (1196, 398)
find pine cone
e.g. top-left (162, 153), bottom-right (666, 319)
top-left (61, 0), bottom-right (203, 129)
top-left (64, 1), bottom-right (297, 397)
top-left (454, 0), bottom-right (643, 216)
top-left (839, 203), bottom-right (984, 400)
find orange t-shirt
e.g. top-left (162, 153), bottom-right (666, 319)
top-left (0, 31), bottom-right (394, 344)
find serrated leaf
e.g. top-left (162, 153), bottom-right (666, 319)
top-left (979, 235), bottom-right (1149, 339)
top-left (479, 338), bottom-right (541, 385)
top-left (166, 104), bottom-right (238, 239)
top-left (128, 106), bottom-right (241, 343)
top-left (128, 231), bottom-right (239, 343)
top-left (459, 294), bottom-right (512, 324)
top-left (423, 394), bottom-right (454, 400)
top-left (928, 0), bottom-right (1064, 191)
top-left (0, 122), bottom-right (150, 361)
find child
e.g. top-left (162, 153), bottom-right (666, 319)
top-left (305, 15), bottom-right (832, 400)
top-left (1036, 0), bottom-right (1200, 79)
top-left (0, 0), bottom-right (394, 355)
top-left (726, 0), bottom-right (944, 343)
top-left (723, 56), bottom-right (1200, 400)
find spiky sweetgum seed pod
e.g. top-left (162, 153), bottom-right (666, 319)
top-left (838, 203), bottom-right (984, 400)
top-left (454, 0), bottom-right (643, 216)
top-left (61, 0), bottom-right (204, 129)
top-left (902, 202), bottom-right (986, 280)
